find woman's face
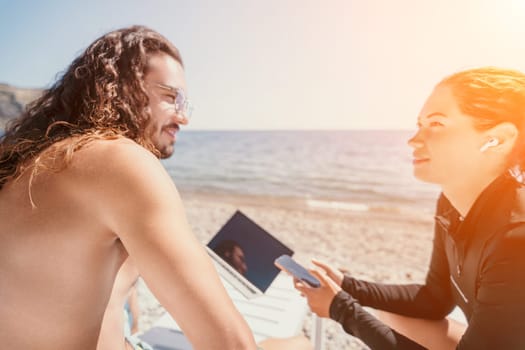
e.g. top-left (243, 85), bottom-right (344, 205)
top-left (408, 85), bottom-right (490, 186)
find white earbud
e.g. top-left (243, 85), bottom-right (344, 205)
top-left (479, 138), bottom-right (499, 152)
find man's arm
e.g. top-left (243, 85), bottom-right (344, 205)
top-left (84, 139), bottom-right (257, 350)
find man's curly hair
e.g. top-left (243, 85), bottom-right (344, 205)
top-left (0, 25), bottom-right (183, 189)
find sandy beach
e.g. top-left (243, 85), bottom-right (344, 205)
top-left (135, 190), bottom-right (436, 350)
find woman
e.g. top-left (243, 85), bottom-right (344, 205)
top-left (296, 67), bottom-right (525, 349)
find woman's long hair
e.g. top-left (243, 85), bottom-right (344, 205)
top-left (0, 25), bottom-right (183, 189)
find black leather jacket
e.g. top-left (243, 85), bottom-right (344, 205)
top-left (329, 172), bottom-right (525, 349)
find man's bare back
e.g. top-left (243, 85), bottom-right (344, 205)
top-left (0, 140), bottom-right (129, 348)
top-left (0, 137), bottom-right (257, 349)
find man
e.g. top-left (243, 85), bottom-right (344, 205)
top-left (0, 26), bottom-right (312, 350)
top-left (0, 25), bottom-right (258, 350)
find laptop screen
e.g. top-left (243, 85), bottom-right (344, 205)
top-left (207, 210), bottom-right (294, 293)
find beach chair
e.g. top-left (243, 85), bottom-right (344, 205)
top-left (139, 273), bottom-right (320, 349)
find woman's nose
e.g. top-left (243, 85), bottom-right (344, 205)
top-left (407, 130), bottom-right (424, 149)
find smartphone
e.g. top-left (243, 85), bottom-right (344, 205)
top-left (274, 255), bottom-right (321, 288)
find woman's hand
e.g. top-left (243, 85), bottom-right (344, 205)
top-left (294, 269), bottom-right (342, 318)
top-left (311, 259), bottom-right (345, 287)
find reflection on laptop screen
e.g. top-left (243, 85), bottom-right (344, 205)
top-left (207, 210), bottom-right (293, 293)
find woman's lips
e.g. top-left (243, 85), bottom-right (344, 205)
top-left (412, 158), bottom-right (430, 165)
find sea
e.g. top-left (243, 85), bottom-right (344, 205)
top-left (162, 130), bottom-right (441, 217)
top-left (0, 128), bottom-right (440, 217)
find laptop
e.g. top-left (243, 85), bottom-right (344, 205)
top-left (206, 210), bottom-right (294, 299)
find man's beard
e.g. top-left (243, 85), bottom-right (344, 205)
top-left (159, 146), bottom-right (174, 159)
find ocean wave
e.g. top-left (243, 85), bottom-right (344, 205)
top-left (304, 198), bottom-right (436, 215)
top-left (306, 199), bottom-right (370, 212)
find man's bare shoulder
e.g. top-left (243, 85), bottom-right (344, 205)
top-left (73, 137), bottom-right (157, 165)
top-left (64, 137), bottom-right (182, 239)
top-left (63, 137), bottom-right (169, 196)
top-left (67, 137), bottom-right (161, 175)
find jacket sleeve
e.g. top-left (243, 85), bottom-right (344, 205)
top-left (340, 222), bottom-right (455, 319)
top-left (327, 196), bottom-right (458, 348)
top-left (456, 225), bottom-right (525, 349)
top-left (329, 291), bottom-right (427, 350)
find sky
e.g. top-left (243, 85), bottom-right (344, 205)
top-left (1, 0), bottom-right (525, 130)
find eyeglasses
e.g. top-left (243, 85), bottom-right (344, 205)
top-left (153, 82), bottom-right (194, 120)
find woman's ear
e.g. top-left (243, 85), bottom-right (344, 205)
top-left (484, 122), bottom-right (518, 152)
